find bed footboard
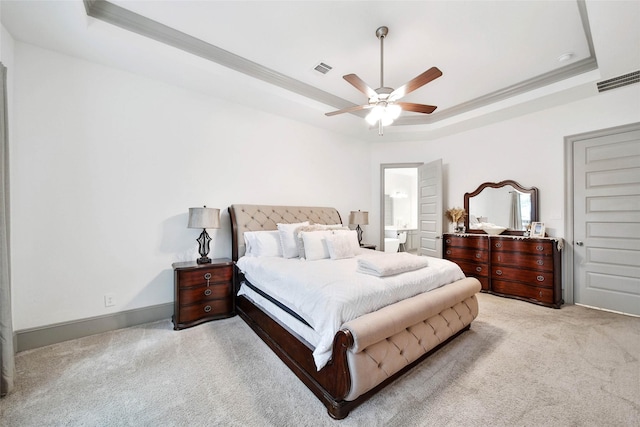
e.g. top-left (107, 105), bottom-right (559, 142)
top-left (236, 275), bottom-right (481, 419)
top-left (342, 277), bottom-right (481, 401)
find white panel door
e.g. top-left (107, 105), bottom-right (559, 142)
top-left (574, 126), bottom-right (640, 315)
top-left (418, 159), bottom-right (443, 258)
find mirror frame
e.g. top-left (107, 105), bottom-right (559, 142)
top-left (464, 180), bottom-right (538, 236)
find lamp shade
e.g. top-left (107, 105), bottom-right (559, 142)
top-left (188, 207), bottom-right (220, 229)
top-left (349, 210), bottom-right (369, 225)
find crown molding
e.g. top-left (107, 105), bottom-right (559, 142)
top-left (84, 0), bottom-right (598, 128)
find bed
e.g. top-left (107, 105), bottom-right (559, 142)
top-left (229, 204), bottom-right (481, 419)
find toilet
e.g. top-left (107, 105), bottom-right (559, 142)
top-left (384, 228), bottom-right (400, 253)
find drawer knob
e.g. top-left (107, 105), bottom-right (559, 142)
top-left (204, 305), bottom-right (212, 313)
top-left (537, 260), bottom-right (544, 266)
top-left (476, 267), bottom-right (482, 272)
top-left (536, 245), bottom-right (544, 251)
top-left (495, 243), bottom-right (502, 248)
top-left (537, 275), bottom-right (545, 282)
top-left (204, 273), bottom-right (212, 280)
top-left (445, 239), bottom-right (451, 244)
top-left (496, 269), bottom-right (503, 276)
top-left (204, 289), bottom-right (212, 296)
top-left (475, 253), bottom-right (481, 259)
top-left (446, 250), bottom-right (451, 255)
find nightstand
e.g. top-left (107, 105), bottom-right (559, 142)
top-left (172, 259), bottom-right (235, 330)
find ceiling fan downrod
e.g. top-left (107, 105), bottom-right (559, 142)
top-left (376, 26), bottom-right (389, 136)
top-left (376, 26), bottom-right (388, 89)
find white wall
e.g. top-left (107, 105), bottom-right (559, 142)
top-left (369, 84), bottom-right (640, 246)
top-left (10, 42), bottom-right (370, 330)
top-left (7, 36), bottom-right (640, 332)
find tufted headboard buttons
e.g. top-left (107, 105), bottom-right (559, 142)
top-left (229, 204), bottom-right (343, 260)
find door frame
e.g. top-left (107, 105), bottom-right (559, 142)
top-left (563, 122), bottom-right (640, 305)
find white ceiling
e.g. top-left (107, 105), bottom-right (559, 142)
top-left (1, 1), bottom-right (639, 142)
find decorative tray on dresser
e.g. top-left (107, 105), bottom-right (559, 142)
top-left (444, 233), bottom-right (563, 308)
top-left (172, 259), bottom-right (235, 330)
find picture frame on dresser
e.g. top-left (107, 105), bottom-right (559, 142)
top-left (530, 222), bottom-right (545, 237)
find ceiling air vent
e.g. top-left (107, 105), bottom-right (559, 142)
top-left (597, 70), bottom-right (640, 92)
top-left (313, 62), bottom-right (333, 75)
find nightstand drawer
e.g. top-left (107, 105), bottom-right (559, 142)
top-left (179, 282), bottom-right (232, 305)
top-left (178, 300), bottom-right (233, 324)
top-left (177, 266), bottom-right (232, 288)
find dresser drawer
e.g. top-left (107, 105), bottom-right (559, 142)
top-left (453, 259), bottom-right (489, 278)
top-left (177, 266), bottom-right (233, 288)
top-left (444, 235), bottom-right (488, 250)
top-left (445, 246), bottom-right (489, 263)
top-left (179, 282), bottom-right (232, 305)
top-left (492, 252), bottom-right (554, 272)
top-left (177, 299), bottom-right (233, 324)
top-left (491, 266), bottom-right (554, 288)
top-left (491, 239), bottom-right (553, 255)
top-left (492, 280), bottom-right (555, 305)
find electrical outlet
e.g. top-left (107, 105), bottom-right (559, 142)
top-left (104, 293), bottom-right (116, 307)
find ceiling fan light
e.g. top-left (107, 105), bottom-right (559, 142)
top-left (366, 105), bottom-right (384, 125)
top-left (381, 115), bottom-right (394, 126)
top-left (387, 104), bottom-right (402, 119)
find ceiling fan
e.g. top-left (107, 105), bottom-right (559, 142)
top-left (326, 26), bottom-right (442, 135)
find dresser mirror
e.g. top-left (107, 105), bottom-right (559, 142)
top-left (464, 180), bottom-right (538, 235)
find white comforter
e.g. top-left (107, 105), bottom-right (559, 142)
top-left (236, 251), bottom-right (464, 370)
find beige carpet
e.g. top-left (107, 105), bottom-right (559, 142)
top-left (1, 293), bottom-right (638, 426)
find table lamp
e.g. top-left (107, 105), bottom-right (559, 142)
top-left (349, 210), bottom-right (369, 246)
top-left (188, 206), bottom-right (220, 264)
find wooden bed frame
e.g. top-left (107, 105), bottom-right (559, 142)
top-left (229, 204), bottom-right (481, 419)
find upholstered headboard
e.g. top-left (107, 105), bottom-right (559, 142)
top-left (228, 204), bottom-right (343, 261)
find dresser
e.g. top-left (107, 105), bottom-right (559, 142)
top-left (172, 259), bottom-right (235, 330)
top-left (444, 234), bottom-right (563, 308)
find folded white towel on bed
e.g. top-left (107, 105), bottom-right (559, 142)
top-left (357, 252), bottom-right (429, 277)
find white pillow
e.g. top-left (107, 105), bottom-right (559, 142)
top-left (316, 224), bottom-right (345, 229)
top-left (326, 230), bottom-right (360, 259)
top-left (244, 230), bottom-right (282, 257)
top-left (294, 224), bottom-right (347, 259)
top-left (301, 230), bottom-right (333, 261)
top-left (277, 222), bottom-right (309, 258)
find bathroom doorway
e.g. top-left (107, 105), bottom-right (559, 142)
top-left (380, 160), bottom-right (443, 256)
top-left (382, 165), bottom-right (419, 253)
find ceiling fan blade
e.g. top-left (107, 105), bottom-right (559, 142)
top-left (343, 74), bottom-right (378, 99)
top-left (325, 104), bottom-right (372, 117)
top-left (397, 102), bottom-right (438, 114)
top-left (390, 67), bottom-right (443, 100)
